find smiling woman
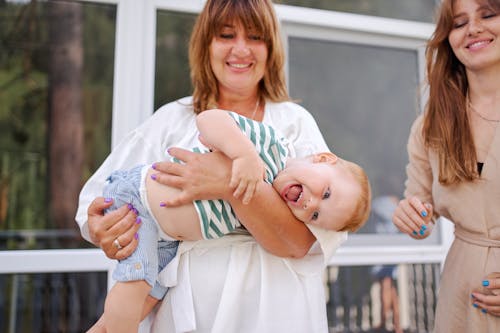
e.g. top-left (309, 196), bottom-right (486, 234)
top-left (391, 0), bottom-right (500, 331)
top-left (77, 1), bottom-right (351, 332)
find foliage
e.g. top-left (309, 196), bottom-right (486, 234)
top-left (0, 1), bottom-right (114, 247)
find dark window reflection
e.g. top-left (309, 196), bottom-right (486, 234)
top-left (154, 10), bottom-right (196, 110)
top-left (280, 0), bottom-right (438, 22)
top-left (289, 37), bottom-right (421, 236)
top-left (0, 1), bottom-right (115, 249)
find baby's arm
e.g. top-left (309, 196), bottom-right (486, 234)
top-left (196, 109), bottom-right (264, 204)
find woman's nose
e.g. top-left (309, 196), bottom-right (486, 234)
top-left (468, 18), bottom-right (485, 36)
top-left (231, 37), bottom-right (250, 56)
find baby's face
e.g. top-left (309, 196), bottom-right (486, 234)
top-left (273, 157), bottom-right (359, 231)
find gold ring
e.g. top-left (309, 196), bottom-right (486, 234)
top-left (113, 238), bottom-right (123, 250)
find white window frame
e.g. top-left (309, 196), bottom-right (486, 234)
top-left (1, 0), bottom-right (453, 281)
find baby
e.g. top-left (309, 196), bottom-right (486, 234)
top-left (89, 109), bottom-right (371, 333)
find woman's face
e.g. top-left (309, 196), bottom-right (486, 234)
top-left (448, 0), bottom-right (500, 72)
top-left (209, 21), bottom-right (268, 98)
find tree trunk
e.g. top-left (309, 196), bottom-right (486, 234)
top-left (48, 1), bottom-right (83, 231)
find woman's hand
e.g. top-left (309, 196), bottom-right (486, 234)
top-left (150, 147), bottom-right (233, 206)
top-left (88, 197), bottom-right (140, 260)
top-left (392, 196), bottom-right (434, 239)
top-left (471, 272), bottom-right (500, 316)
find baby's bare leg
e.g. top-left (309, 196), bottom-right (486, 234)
top-left (104, 280), bottom-right (151, 333)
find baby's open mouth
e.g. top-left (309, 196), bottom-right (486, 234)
top-left (283, 184), bottom-right (303, 203)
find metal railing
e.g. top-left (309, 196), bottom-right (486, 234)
top-left (0, 233), bottom-right (444, 333)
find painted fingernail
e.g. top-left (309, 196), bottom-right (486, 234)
top-left (167, 148), bottom-right (171, 155)
top-left (160, 202), bottom-right (166, 207)
top-left (104, 198), bottom-right (112, 203)
top-left (421, 225), bottom-right (427, 231)
top-left (134, 233), bottom-right (139, 240)
top-left (482, 309), bottom-right (488, 314)
top-left (151, 174), bottom-right (157, 180)
top-left (482, 280), bottom-right (490, 287)
top-left (133, 208), bottom-right (139, 215)
top-left (152, 163), bottom-right (157, 170)
top-left (127, 203), bottom-right (134, 210)
top-left (473, 303), bottom-right (479, 308)
top-left (471, 294), bottom-right (476, 299)
top-left (136, 217), bottom-right (142, 224)
top-left (413, 231), bottom-right (418, 235)
top-left (421, 211), bottom-right (427, 217)
top-left (419, 230), bottom-right (425, 236)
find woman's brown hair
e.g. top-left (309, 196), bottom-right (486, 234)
top-left (423, 0), bottom-right (500, 185)
top-left (189, 0), bottom-right (290, 113)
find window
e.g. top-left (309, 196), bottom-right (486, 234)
top-left (0, 0), bottom-right (116, 250)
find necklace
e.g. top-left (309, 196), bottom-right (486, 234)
top-left (250, 98), bottom-right (260, 120)
top-left (467, 97), bottom-right (500, 123)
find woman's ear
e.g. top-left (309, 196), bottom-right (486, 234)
top-left (313, 152), bottom-right (338, 164)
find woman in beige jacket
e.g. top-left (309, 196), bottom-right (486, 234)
top-left (392, 0), bottom-right (500, 332)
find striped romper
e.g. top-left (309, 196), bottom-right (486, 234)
top-left (103, 111), bottom-right (289, 299)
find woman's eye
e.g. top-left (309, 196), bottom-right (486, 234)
top-left (219, 33), bottom-right (234, 39)
top-left (452, 20), bottom-right (467, 29)
top-left (312, 212), bottom-right (319, 221)
top-left (482, 11), bottom-right (497, 19)
top-left (323, 189), bottom-right (331, 200)
top-left (248, 35), bottom-right (262, 41)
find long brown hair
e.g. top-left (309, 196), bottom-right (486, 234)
top-left (189, 0), bottom-right (290, 113)
top-left (423, 0), bottom-right (500, 185)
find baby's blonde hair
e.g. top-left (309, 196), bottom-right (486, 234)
top-left (338, 159), bottom-right (371, 232)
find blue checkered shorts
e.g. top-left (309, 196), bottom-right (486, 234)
top-left (103, 165), bottom-right (179, 299)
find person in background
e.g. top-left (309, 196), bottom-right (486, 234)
top-left (392, 0), bottom-right (500, 331)
top-left (77, 0), bottom-right (359, 331)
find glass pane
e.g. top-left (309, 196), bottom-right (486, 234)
top-left (154, 10), bottom-right (196, 111)
top-left (0, 1), bottom-right (116, 249)
top-left (0, 272), bottom-right (106, 333)
top-left (288, 37), bottom-right (439, 243)
top-left (326, 264), bottom-right (438, 332)
top-left (279, 0), bottom-right (438, 22)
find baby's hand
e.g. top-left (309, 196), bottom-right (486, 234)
top-left (230, 153), bottom-right (265, 204)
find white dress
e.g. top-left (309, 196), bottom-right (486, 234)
top-left (76, 97), bottom-right (347, 333)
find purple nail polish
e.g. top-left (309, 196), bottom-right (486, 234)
top-left (160, 202), bottom-right (166, 207)
top-left (134, 233), bottom-right (139, 240)
top-left (152, 163), bottom-right (157, 170)
top-left (104, 198), bottom-right (113, 203)
top-left (133, 208), bottom-right (139, 215)
top-left (127, 203), bottom-right (133, 210)
top-left (136, 217), bottom-right (142, 224)
top-left (151, 174), bottom-right (157, 180)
